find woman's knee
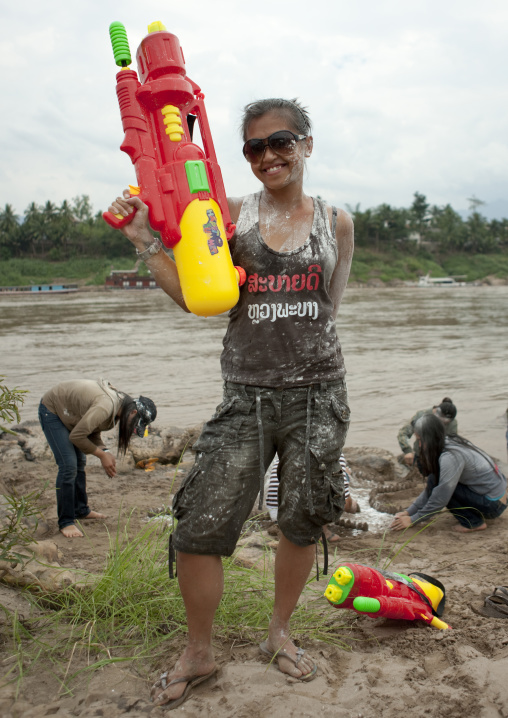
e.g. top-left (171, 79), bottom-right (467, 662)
top-left (56, 462), bottom-right (79, 485)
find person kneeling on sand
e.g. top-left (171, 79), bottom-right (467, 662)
top-left (39, 379), bottom-right (156, 538)
top-left (391, 413), bottom-right (507, 533)
top-left (397, 397), bottom-right (458, 469)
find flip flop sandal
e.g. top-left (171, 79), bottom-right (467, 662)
top-left (259, 641), bottom-right (318, 682)
top-left (151, 668), bottom-right (217, 709)
top-left (473, 586), bottom-right (508, 619)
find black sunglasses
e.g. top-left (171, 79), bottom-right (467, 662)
top-left (242, 130), bottom-right (307, 163)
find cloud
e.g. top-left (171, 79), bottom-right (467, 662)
top-left (0, 0), bottom-right (507, 219)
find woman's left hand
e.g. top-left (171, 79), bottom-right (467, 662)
top-left (390, 514), bottom-right (412, 531)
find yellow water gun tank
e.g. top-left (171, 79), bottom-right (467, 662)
top-left (173, 196), bottom-right (241, 316)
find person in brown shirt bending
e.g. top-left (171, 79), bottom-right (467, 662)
top-left (38, 378), bottom-right (156, 538)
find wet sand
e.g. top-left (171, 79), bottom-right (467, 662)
top-left (1, 442), bottom-right (507, 717)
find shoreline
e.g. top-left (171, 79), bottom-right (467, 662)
top-left (1, 276), bottom-right (507, 294)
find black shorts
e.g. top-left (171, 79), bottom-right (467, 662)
top-left (172, 379), bottom-right (350, 555)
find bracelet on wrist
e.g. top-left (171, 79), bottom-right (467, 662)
top-left (136, 237), bottom-right (163, 261)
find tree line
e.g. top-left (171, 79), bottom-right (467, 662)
top-left (1, 192), bottom-right (507, 261)
top-left (0, 196), bottom-right (129, 261)
top-left (347, 193), bottom-right (508, 254)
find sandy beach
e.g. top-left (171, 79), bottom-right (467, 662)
top-left (1, 423), bottom-right (507, 718)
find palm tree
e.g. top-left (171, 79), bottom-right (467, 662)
top-left (465, 212), bottom-right (494, 253)
top-left (429, 204), bottom-right (466, 251)
top-left (409, 192), bottom-right (430, 241)
top-left (57, 200), bottom-right (76, 258)
top-left (41, 201), bottom-right (60, 256)
top-left (23, 203), bottom-right (44, 257)
top-left (0, 204), bottom-right (20, 257)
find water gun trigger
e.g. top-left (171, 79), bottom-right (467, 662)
top-left (103, 208), bottom-right (136, 229)
top-left (102, 185), bottom-right (141, 229)
top-left (225, 221), bottom-right (236, 239)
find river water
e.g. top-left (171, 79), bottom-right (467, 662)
top-left (1, 285), bottom-right (507, 471)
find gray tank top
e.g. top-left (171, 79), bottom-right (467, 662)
top-left (220, 192), bottom-right (346, 387)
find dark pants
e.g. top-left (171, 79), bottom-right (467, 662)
top-left (173, 380), bottom-right (350, 555)
top-left (38, 401), bottom-right (90, 529)
top-left (427, 474), bottom-right (507, 529)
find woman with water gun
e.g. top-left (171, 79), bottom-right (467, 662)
top-left (109, 96), bottom-right (354, 708)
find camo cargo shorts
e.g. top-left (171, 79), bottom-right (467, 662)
top-left (172, 379), bottom-right (350, 555)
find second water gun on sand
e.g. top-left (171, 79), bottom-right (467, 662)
top-left (325, 562), bottom-right (451, 629)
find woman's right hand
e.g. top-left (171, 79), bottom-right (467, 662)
top-left (390, 514), bottom-right (412, 531)
top-left (107, 190), bottom-right (154, 249)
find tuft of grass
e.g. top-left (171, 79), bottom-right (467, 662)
top-left (1, 488), bottom-right (445, 696)
top-left (0, 490), bottom-right (45, 566)
top-left (0, 610), bottom-right (48, 699)
top-left (1, 514), bottom-right (352, 694)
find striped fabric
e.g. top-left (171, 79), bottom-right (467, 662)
top-left (265, 453), bottom-right (350, 520)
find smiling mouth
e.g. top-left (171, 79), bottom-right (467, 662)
top-left (264, 164), bottom-right (285, 174)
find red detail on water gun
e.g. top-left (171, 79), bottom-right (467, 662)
top-left (102, 29), bottom-right (235, 249)
top-left (235, 266), bottom-right (247, 286)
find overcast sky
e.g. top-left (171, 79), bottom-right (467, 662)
top-left (1, 0), bottom-right (507, 221)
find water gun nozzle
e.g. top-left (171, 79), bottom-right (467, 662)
top-left (334, 567), bottom-right (353, 585)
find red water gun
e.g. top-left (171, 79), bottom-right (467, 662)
top-left (103, 20), bottom-right (245, 317)
top-left (324, 563), bottom-right (451, 629)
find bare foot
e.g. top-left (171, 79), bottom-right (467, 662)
top-left (150, 647), bottom-right (217, 707)
top-left (453, 523), bottom-right (487, 533)
top-left (60, 525), bottom-right (84, 538)
top-left (265, 627), bottom-right (317, 680)
top-left (345, 498), bottom-right (360, 514)
top-left (82, 511), bottom-right (107, 520)
top-left (323, 526), bottom-right (340, 545)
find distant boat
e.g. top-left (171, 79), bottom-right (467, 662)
top-left (0, 283), bottom-right (79, 295)
top-left (105, 267), bottom-right (160, 290)
top-left (417, 273), bottom-right (467, 287)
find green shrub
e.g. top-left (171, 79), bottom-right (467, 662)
top-left (0, 377), bottom-right (27, 435)
top-left (0, 377), bottom-right (44, 567)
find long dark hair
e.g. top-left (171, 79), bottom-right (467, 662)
top-left (117, 395), bottom-right (138, 456)
top-left (414, 413), bottom-right (446, 478)
top-left (415, 413), bottom-right (498, 479)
